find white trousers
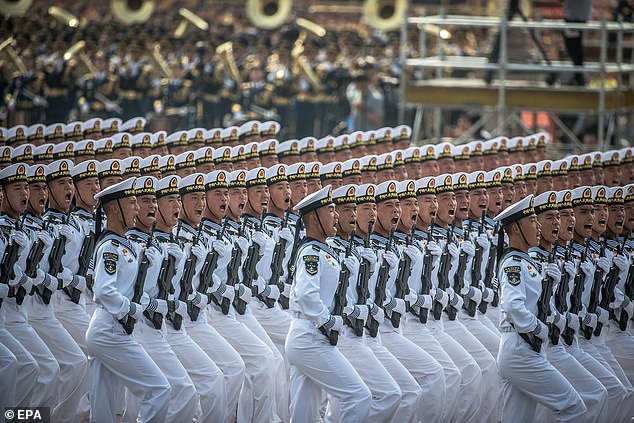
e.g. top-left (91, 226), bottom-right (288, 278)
top-left (402, 314), bottom-right (462, 421)
top-left (444, 314), bottom-right (501, 423)
top-left (285, 318), bottom-right (371, 423)
top-left (0, 327), bottom-right (38, 406)
top-left (486, 306), bottom-right (501, 329)
top-left (379, 320), bottom-right (444, 422)
top-left (459, 309), bottom-right (501, 357)
top-left (53, 294), bottom-right (91, 353)
top-left (0, 341), bottom-right (16, 408)
top-left (544, 342), bottom-right (608, 423)
top-left (497, 331), bottom-right (586, 423)
top-left (124, 320), bottom-right (200, 423)
top-left (478, 310), bottom-right (502, 336)
top-left (164, 321), bottom-right (228, 423)
top-left (30, 309), bottom-right (88, 423)
top-left (588, 333), bottom-right (633, 390)
top-left (604, 322), bottom-right (634, 386)
top-left (566, 340), bottom-right (632, 423)
top-left (328, 328), bottom-right (401, 422)
top-left (85, 308), bottom-right (171, 423)
top-left (428, 316), bottom-right (482, 423)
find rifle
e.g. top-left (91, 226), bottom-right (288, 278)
top-left (197, 222), bottom-right (227, 316)
top-left (353, 223), bottom-right (372, 336)
top-left (563, 242), bottom-right (589, 345)
top-left (48, 215), bottom-right (68, 288)
top-left (584, 240), bottom-right (606, 340)
top-left (78, 230), bottom-right (97, 293)
top-left (447, 223), bottom-right (467, 321)
top-left (619, 245), bottom-right (634, 331)
top-left (433, 225), bottom-right (454, 320)
top-left (120, 223), bottom-right (155, 334)
top-left (594, 239), bottom-right (625, 336)
top-left (26, 222), bottom-right (50, 303)
top-left (416, 226), bottom-right (433, 324)
top-left (552, 245), bottom-right (573, 345)
top-left (321, 232), bottom-right (354, 345)
top-left (269, 212), bottom-right (290, 309)
top-left (150, 225), bottom-right (179, 330)
top-left (391, 227), bottom-right (414, 328)
top-left (0, 217), bottom-right (25, 308)
top-left (174, 223), bottom-right (198, 330)
top-left (221, 221), bottom-right (245, 315)
top-left (467, 212), bottom-right (486, 317)
top-left (367, 230), bottom-right (394, 338)
top-left (286, 216), bottom-right (304, 284)
top-left (238, 216), bottom-right (265, 314)
top-left (481, 222), bottom-right (500, 313)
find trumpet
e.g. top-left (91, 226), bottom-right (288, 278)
top-left (291, 18), bottom-right (326, 58)
top-left (0, 37), bottom-right (26, 78)
top-left (0, 0), bottom-right (33, 17)
top-left (150, 44), bottom-right (172, 79)
top-left (216, 41), bottom-right (242, 86)
top-left (174, 8), bottom-right (209, 38)
top-left (64, 41), bottom-right (97, 79)
top-left (48, 6), bottom-right (79, 28)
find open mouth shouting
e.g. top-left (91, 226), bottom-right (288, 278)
top-left (448, 209), bottom-right (455, 217)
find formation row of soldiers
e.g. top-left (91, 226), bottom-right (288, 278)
top-left (0, 115), bottom-right (633, 423)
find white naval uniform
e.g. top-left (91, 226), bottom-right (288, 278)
top-left (122, 228), bottom-right (201, 423)
top-left (85, 231), bottom-right (171, 423)
top-left (285, 237), bottom-right (371, 423)
top-left (71, 207), bottom-right (98, 316)
top-left (497, 249), bottom-right (586, 422)
top-left (198, 218), bottom-right (276, 423)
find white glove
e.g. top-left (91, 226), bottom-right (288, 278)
top-left (70, 275), bottom-right (87, 292)
top-left (597, 256), bottom-right (611, 274)
top-left (433, 288), bottom-right (450, 308)
top-left (235, 236), bottom-right (249, 257)
top-left (0, 284), bottom-right (9, 299)
top-left (144, 246), bottom-right (161, 267)
top-left (382, 250), bottom-right (399, 270)
top-left (427, 241), bottom-right (442, 257)
top-left (188, 291), bottom-right (209, 309)
top-left (413, 293), bottom-right (433, 309)
top-left (278, 227), bottom-right (293, 243)
top-left (344, 304), bottom-right (369, 323)
top-left (210, 240), bottom-right (230, 258)
top-left (465, 286), bottom-right (482, 305)
top-left (129, 302), bottom-right (144, 321)
top-left (19, 275), bottom-right (33, 293)
top-left (218, 283), bottom-right (235, 303)
top-left (481, 287), bottom-right (495, 303)
top-left (580, 259), bottom-right (595, 280)
top-left (546, 262), bottom-right (562, 285)
top-left (620, 298), bottom-right (633, 319)
top-left (252, 276), bottom-right (267, 295)
top-left (252, 231), bottom-right (268, 249)
top-left (566, 312), bottom-right (581, 332)
top-left (367, 299), bottom-right (385, 324)
top-left (139, 292), bottom-right (151, 310)
top-left (58, 225), bottom-right (74, 241)
top-left (32, 268), bottom-right (46, 286)
top-left (282, 282), bottom-right (292, 298)
top-left (475, 233), bottom-right (490, 249)
top-left (448, 288), bottom-right (464, 309)
top-left (190, 244), bottom-right (207, 262)
top-left (237, 284), bottom-right (252, 303)
top-left (358, 247), bottom-right (376, 273)
top-left (37, 231), bottom-right (54, 249)
top-left (57, 267), bottom-right (74, 288)
top-left (533, 321), bottom-right (549, 342)
top-left (342, 255), bottom-right (360, 273)
top-left (447, 243), bottom-right (459, 261)
top-left (173, 299), bottom-right (188, 317)
top-left (402, 245), bottom-right (420, 261)
top-left (388, 297), bottom-right (406, 315)
top-left (563, 261), bottom-right (577, 280)
top-left (10, 230), bottom-right (29, 251)
top-left (145, 298), bottom-right (169, 316)
top-left (581, 310), bottom-right (598, 330)
top-left (264, 284), bottom-right (281, 301)
top-left (461, 240), bottom-right (476, 258)
top-left (324, 315), bottom-right (344, 333)
top-left (166, 243), bottom-right (184, 262)
top-left (596, 306), bottom-right (609, 325)
top-left (552, 311), bottom-right (566, 332)
top-left (613, 254), bottom-right (629, 272)
top-left (405, 289), bottom-right (418, 305)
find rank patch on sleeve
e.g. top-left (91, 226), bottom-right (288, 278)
top-left (504, 266), bottom-right (521, 286)
top-left (103, 252), bottom-right (118, 275)
top-left (303, 255), bottom-right (319, 276)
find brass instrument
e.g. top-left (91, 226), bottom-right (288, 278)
top-left (63, 41), bottom-right (97, 79)
top-left (0, 37), bottom-right (26, 78)
top-left (363, 0), bottom-right (406, 31)
top-left (0, 0), bottom-right (32, 17)
top-left (216, 42), bottom-right (242, 86)
top-left (48, 6), bottom-right (79, 28)
top-left (111, 0), bottom-right (155, 25)
top-left (174, 8), bottom-right (209, 38)
top-left (150, 44), bottom-right (172, 79)
top-left (289, 18), bottom-right (326, 92)
top-left (246, 0), bottom-right (292, 30)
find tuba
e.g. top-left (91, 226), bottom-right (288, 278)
top-left (174, 8), bottom-right (209, 38)
top-left (0, 0), bottom-right (32, 17)
top-left (48, 6), bottom-right (79, 28)
top-left (216, 41), bottom-right (242, 86)
top-left (246, 0), bottom-right (292, 30)
top-left (363, 0), bottom-right (406, 31)
top-left (111, 0), bottom-right (155, 25)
